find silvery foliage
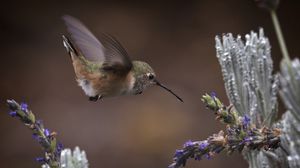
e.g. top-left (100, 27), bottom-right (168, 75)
top-left (42, 147), bottom-right (89, 168)
top-left (280, 59), bottom-right (300, 168)
top-left (215, 28), bottom-right (283, 168)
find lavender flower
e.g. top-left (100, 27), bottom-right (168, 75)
top-left (6, 100), bottom-right (62, 168)
top-left (6, 99), bottom-right (89, 168)
top-left (201, 93), bottom-right (223, 112)
top-left (9, 111), bottom-right (17, 117)
top-left (183, 140), bottom-right (194, 148)
top-left (242, 115), bottom-right (251, 128)
top-left (168, 94), bottom-right (281, 168)
top-left (169, 130), bottom-right (226, 168)
top-left (20, 102), bottom-right (29, 112)
top-left (36, 157), bottom-right (47, 163)
top-left (202, 93), bottom-right (238, 125)
top-left (199, 141), bottom-right (209, 150)
top-left (174, 150), bottom-right (184, 158)
top-left (210, 91), bottom-right (217, 98)
top-left (44, 129), bottom-right (50, 137)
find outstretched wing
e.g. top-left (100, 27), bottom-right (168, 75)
top-left (62, 15), bottom-right (133, 75)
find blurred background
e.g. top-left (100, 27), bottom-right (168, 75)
top-left (0, 0), bottom-right (299, 167)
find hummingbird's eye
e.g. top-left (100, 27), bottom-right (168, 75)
top-left (148, 74), bottom-right (154, 80)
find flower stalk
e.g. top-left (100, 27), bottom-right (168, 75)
top-left (6, 100), bottom-right (62, 168)
top-left (168, 94), bottom-right (281, 168)
top-left (270, 10), bottom-right (291, 63)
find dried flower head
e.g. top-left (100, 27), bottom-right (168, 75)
top-left (255, 0), bottom-right (280, 11)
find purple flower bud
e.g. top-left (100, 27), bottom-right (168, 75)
top-left (205, 153), bottom-right (212, 160)
top-left (183, 140), bottom-right (194, 148)
top-left (35, 157), bottom-right (46, 163)
top-left (242, 115), bottom-right (251, 128)
top-left (9, 111), bottom-right (17, 117)
top-left (244, 137), bottom-right (252, 143)
top-left (199, 141), bottom-right (209, 150)
top-left (36, 120), bottom-right (43, 127)
top-left (210, 91), bottom-right (217, 98)
top-left (174, 149), bottom-right (184, 158)
top-left (7, 100), bottom-right (18, 111)
top-left (239, 136), bottom-right (253, 146)
top-left (247, 130), bottom-right (254, 136)
top-left (57, 142), bottom-right (64, 153)
top-left (44, 129), bottom-right (50, 137)
top-left (20, 102), bottom-right (28, 113)
top-left (32, 134), bottom-right (41, 142)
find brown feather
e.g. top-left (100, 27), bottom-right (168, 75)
top-left (71, 57), bottom-right (132, 97)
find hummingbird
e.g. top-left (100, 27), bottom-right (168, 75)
top-left (62, 15), bottom-right (183, 102)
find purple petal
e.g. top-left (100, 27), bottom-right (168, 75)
top-left (242, 115), bottom-right (251, 128)
top-left (36, 120), bottom-right (43, 127)
top-left (199, 141), bottom-right (209, 150)
top-left (20, 102), bottom-right (28, 113)
top-left (44, 129), bottom-right (50, 137)
top-left (32, 134), bottom-right (41, 142)
top-left (174, 150), bottom-right (184, 158)
top-left (9, 111), bottom-right (17, 117)
top-left (35, 157), bottom-right (46, 163)
top-left (205, 153), bottom-right (212, 160)
top-left (210, 91), bottom-right (217, 98)
top-left (57, 142), bottom-right (64, 153)
top-left (183, 140), bottom-right (194, 148)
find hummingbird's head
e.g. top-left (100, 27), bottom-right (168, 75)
top-left (132, 61), bottom-right (156, 88)
top-left (132, 61), bottom-right (183, 102)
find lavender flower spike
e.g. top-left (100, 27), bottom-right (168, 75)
top-left (169, 94), bottom-right (281, 168)
top-left (6, 99), bottom-right (90, 168)
top-left (6, 100), bottom-right (61, 168)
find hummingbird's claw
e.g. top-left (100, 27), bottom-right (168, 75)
top-left (89, 95), bottom-right (103, 102)
top-left (89, 96), bottom-right (98, 101)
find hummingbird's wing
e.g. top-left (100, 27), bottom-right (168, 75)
top-left (62, 15), bottom-right (133, 76)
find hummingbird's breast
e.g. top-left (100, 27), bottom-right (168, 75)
top-left (72, 57), bottom-right (135, 97)
top-left (90, 72), bottom-right (134, 97)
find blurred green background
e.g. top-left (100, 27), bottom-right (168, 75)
top-left (0, 0), bottom-right (299, 167)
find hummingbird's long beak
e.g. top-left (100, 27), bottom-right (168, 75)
top-left (154, 80), bottom-right (183, 102)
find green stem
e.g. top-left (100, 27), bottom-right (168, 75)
top-left (270, 10), bottom-right (291, 63)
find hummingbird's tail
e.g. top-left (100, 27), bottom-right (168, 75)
top-left (62, 35), bottom-right (78, 57)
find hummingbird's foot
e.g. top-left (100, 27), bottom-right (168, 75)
top-left (89, 95), bottom-right (103, 101)
top-left (136, 91), bottom-right (143, 95)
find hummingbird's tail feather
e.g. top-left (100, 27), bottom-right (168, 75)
top-left (62, 35), bottom-right (78, 57)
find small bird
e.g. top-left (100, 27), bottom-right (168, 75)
top-left (62, 15), bottom-right (183, 102)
